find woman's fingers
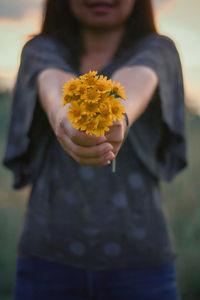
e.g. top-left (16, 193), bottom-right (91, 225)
top-left (72, 151), bottom-right (115, 167)
top-left (105, 120), bottom-right (126, 155)
top-left (56, 113), bottom-right (121, 166)
top-left (105, 121), bottom-right (124, 142)
top-left (71, 131), bottom-right (107, 147)
top-left (58, 137), bottom-right (115, 166)
top-left (57, 130), bottom-right (115, 167)
top-left (58, 133), bottom-right (114, 158)
top-left (108, 142), bottom-right (121, 156)
top-left (59, 117), bottom-right (106, 146)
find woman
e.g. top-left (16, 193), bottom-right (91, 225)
top-left (3, 0), bottom-right (187, 299)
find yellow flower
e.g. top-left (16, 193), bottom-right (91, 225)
top-left (62, 95), bottom-right (70, 106)
top-left (110, 97), bottom-right (125, 121)
top-left (99, 101), bottom-right (111, 119)
top-left (73, 114), bottom-right (89, 131)
top-left (63, 78), bottom-right (80, 96)
top-left (80, 71), bottom-right (98, 87)
top-left (112, 81), bottom-right (127, 100)
top-left (84, 87), bottom-right (100, 103)
top-left (62, 71), bottom-right (127, 136)
top-left (74, 83), bottom-right (85, 99)
top-left (67, 102), bottom-right (85, 124)
top-left (94, 115), bottom-right (113, 136)
top-left (71, 94), bottom-right (81, 103)
top-left (63, 94), bottom-right (80, 106)
top-left (96, 76), bottom-right (112, 93)
top-left (84, 118), bottom-right (98, 135)
top-left (80, 70), bottom-right (98, 79)
top-left (99, 92), bottom-right (111, 102)
top-left (83, 102), bottom-right (100, 115)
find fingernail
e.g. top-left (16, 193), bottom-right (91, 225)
top-left (105, 146), bottom-right (112, 153)
top-left (99, 136), bottom-right (107, 141)
top-left (104, 153), bottom-right (115, 161)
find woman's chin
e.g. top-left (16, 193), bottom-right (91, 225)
top-left (81, 18), bottom-right (123, 31)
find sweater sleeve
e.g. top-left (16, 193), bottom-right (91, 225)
top-left (3, 35), bottom-right (73, 189)
top-left (124, 34), bottom-right (187, 181)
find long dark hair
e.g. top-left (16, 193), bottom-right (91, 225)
top-left (40, 0), bottom-right (158, 68)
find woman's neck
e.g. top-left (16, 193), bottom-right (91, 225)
top-left (80, 27), bottom-right (125, 73)
top-left (82, 26), bottom-right (125, 55)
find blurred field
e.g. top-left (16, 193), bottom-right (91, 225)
top-left (0, 90), bottom-right (200, 300)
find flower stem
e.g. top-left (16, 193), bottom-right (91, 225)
top-left (112, 158), bottom-right (116, 173)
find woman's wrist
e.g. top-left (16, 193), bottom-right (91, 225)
top-left (123, 112), bottom-right (129, 128)
top-left (122, 112), bottom-right (130, 143)
top-left (38, 69), bottom-right (75, 132)
top-left (49, 103), bottom-right (70, 134)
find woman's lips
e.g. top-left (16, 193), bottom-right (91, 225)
top-left (86, 1), bottom-right (116, 14)
top-left (86, 0), bottom-right (115, 5)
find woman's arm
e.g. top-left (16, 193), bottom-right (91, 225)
top-left (37, 66), bottom-right (158, 166)
top-left (38, 68), bottom-right (114, 167)
top-left (112, 65), bottom-right (158, 126)
top-left (38, 68), bottom-right (73, 132)
top-left (106, 65), bottom-right (158, 156)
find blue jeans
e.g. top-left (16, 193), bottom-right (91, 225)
top-left (14, 254), bottom-right (181, 300)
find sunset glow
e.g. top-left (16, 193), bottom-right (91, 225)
top-left (0, 0), bottom-right (199, 113)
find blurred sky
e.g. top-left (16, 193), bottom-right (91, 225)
top-left (0, 0), bottom-right (199, 113)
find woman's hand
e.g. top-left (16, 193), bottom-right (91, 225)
top-left (54, 105), bottom-right (115, 167)
top-left (38, 69), bottom-right (115, 167)
top-left (105, 117), bottom-right (127, 157)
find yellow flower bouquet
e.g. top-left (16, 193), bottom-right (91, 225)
top-left (62, 70), bottom-right (127, 171)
